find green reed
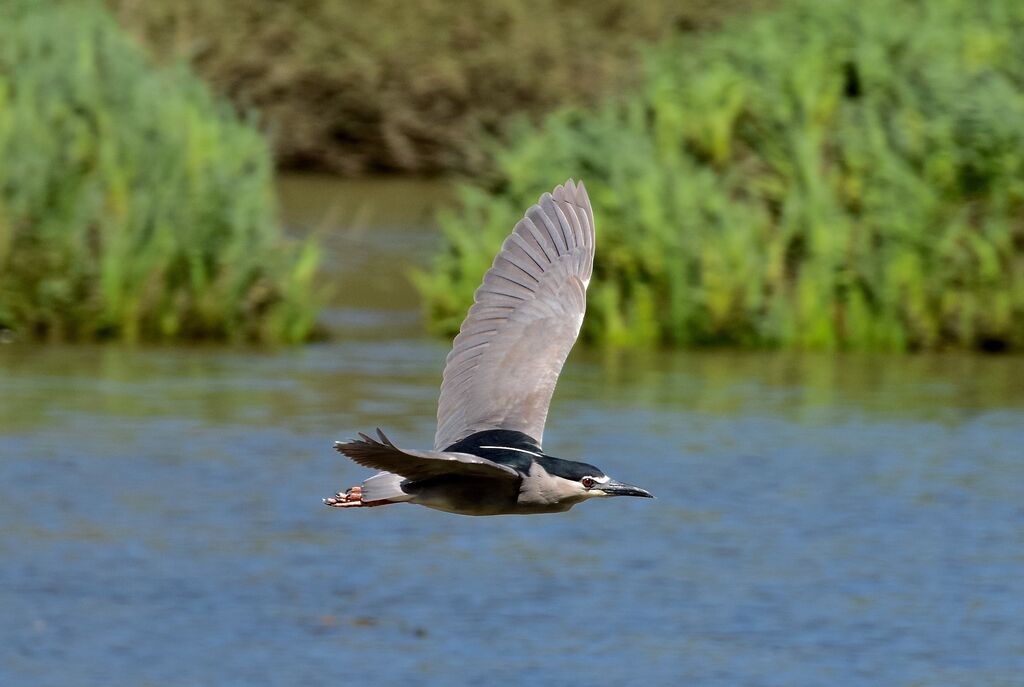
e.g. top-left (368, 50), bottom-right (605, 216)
top-left (0, 1), bottom-right (320, 343)
top-left (418, 0), bottom-right (1024, 351)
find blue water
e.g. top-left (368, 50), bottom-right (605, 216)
top-left (2, 337), bottom-right (1022, 686)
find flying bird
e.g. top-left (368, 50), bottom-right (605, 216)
top-left (325, 179), bottom-right (652, 515)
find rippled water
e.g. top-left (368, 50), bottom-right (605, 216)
top-left (2, 178), bottom-right (1022, 686)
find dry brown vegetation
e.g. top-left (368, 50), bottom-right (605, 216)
top-left (108, 0), bottom-right (770, 175)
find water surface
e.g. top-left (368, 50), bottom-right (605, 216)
top-left (1, 177), bottom-right (1022, 686)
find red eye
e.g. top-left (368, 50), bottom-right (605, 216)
top-left (582, 477), bottom-right (595, 488)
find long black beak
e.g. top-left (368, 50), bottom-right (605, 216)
top-left (599, 479), bottom-right (654, 498)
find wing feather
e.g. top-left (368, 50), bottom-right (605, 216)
top-left (508, 231), bottom-right (549, 274)
top-left (335, 430), bottom-right (519, 481)
top-left (434, 179), bottom-right (595, 450)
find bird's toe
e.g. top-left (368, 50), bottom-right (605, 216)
top-left (323, 485), bottom-right (363, 508)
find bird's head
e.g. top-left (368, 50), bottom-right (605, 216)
top-left (577, 472), bottom-right (654, 499)
top-left (534, 455), bottom-right (654, 503)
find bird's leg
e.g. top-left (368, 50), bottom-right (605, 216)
top-left (323, 486), bottom-right (396, 508)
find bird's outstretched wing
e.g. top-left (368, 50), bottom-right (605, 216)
top-left (336, 429), bottom-right (520, 481)
top-left (434, 179), bottom-right (595, 451)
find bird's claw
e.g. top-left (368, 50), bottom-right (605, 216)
top-left (323, 485), bottom-right (396, 509)
top-left (323, 486), bottom-right (363, 507)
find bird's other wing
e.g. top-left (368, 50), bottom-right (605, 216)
top-left (336, 429), bottom-right (520, 482)
top-left (434, 179), bottom-right (595, 451)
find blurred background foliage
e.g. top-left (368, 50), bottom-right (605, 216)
top-left (0, 0), bottom-right (320, 343)
top-left (419, 0), bottom-right (1024, 351)
top-left (107, 0), bottom-right (770, 175)
top-left (2, 0), bottom-right (1022, 351)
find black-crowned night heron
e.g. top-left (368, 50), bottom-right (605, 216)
top-left (325, 179), bottom-right (652, 515)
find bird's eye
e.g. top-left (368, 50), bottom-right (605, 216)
top-left (581, 477), bottom-right (595, 488)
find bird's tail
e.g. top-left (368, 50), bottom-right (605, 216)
top-left (360, 471), bottom-right (413, 503)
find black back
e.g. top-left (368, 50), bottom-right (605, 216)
top-left (445, 429), bottom-right (605, 480)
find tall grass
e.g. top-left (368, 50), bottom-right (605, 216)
top-left (0, 1), bottom-right (320, 343)
top-left (418, 0), bottom-right (1024, 351)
